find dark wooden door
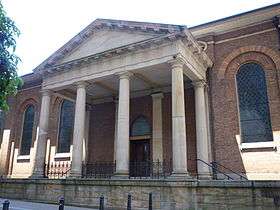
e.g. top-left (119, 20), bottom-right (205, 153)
top-left (129, 140), bottom-right (150, 177)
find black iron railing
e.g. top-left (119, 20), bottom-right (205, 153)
top-left (44, 161), bottom-right (71, 179)
top-left (82, 162), bottom-right (116, 178)
top-left (211, 161), bottom-right (248, 180)
top-left (44, 159), bottom-right (246, 180)
top-left (129, 160), bottom-right (172, 179)
top-left (80, 160), bottom-right (172, 179)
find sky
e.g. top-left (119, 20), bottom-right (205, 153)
top-left (2, 0), bottom-right (280, 76)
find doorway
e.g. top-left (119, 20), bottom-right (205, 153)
top-left (129, 140), bottom-right (150, 177)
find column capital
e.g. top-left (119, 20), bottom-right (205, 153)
top-left (192, 80), bottom-right (207, 88)
top-left (151, 92), bottom-right (164, 99)
top-left (117, 71), bottom-right (133, 80)
top-left (168, 54), bottom-right (185, 69)
top-left (75, 81), bottom-right (87, 89)
top-left (40, 89), bottom-right (52, 96)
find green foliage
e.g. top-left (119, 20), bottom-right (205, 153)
top-left (0, 2), bottom-right (22, 111)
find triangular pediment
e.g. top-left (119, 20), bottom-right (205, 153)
top-left (58, 29), bottom-right (160, 64)
top-left (34, 19), bottom-right (184, 72)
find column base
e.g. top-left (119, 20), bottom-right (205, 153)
top-left (168, 172), bottom-right (193, 180)
top-left (30, 171), bottom-right (46, 179)
top-left (197, 173), bottom-right (212, 180)
top-left (113, 170), bottom-right (129, 179)
top-left (69, 171), bottom-right (82, 178)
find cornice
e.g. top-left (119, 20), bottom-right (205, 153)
top-left (190, 4), bottom-right (280, 37)
top-left (41, 31), bottom-right (212, 77)
top-left (34, 19), bottom-right (186, 74)
top-left (41, 31), bottom-right (186, 76)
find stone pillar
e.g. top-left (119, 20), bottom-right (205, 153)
top-left (115, 72), bottom-right (131, 177)
top-left (7, 141), bottom-right (15, 177)
top-left (70, 82), bottom-right (86, 177)
top-left (151, 93), bottom-right (163, 162)
top-left (193, 81), bottom-right (211, 179)
top-left (113, 99), bottom-right (118, 162)
top-left (32, 90), bottom-right (51, 177)
top-left (82, 109), bottom-right (90, 163)
top-left (170, 58), bottom-right (190, 178)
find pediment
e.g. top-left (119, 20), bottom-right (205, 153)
top-left (33, 19), bottom-right (185, 72)
top-left (57, 29), bottom-right (160, 64)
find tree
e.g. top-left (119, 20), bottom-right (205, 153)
top-left (0, 2), bottom-right (22, 111)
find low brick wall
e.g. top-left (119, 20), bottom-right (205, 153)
top-left (0, 179), bottom-right (280, 209)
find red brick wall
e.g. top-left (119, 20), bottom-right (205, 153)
top-left (204, 21), bottom-right (280, 178)
top-left (87, 92), bottom-right (197, 174)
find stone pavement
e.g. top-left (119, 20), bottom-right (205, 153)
top-left (0, 198), bottom-right (97, 210)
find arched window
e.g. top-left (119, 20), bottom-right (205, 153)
top-left (131, 116), bottom-right (151, 136)
top-left (57, 100), bottom-right (74, 153)
top-left (236, 63), bottom-right (273, 143)
top-left (20, 105), bottom-right (35, 155)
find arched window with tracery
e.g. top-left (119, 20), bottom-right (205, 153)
top-left (20, 105), bottom-right (35, 155)
top-left (236, 63), bottom-right (273, 143)
top-left (131, 116), bottom-right (151, 137)
top-left (57, 100), bottom-right (75, 153)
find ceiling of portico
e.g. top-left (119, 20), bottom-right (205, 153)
top-left (56, 63), bottom-right (191, 104)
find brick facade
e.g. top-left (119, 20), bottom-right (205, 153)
top-left (1, 7), bottom-right (280, 180)
top-left (204, 21), bottom-right (280, 179)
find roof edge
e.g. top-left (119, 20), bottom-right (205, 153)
top-left (190, 3), bottom-right (280, 37)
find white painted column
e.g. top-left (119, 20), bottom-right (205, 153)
top-left (115, 72), bottom-right (131, 177)
top-left (193, 81), bottom-right (211, 179)
top-left (170, 58), bottom-right (190, 178)
top-left (32, 90), bottom-right (51, 177)
top-left (70, 82), bottom-right (86, 177)
top-left (151, 93), bottom-right (163, 162)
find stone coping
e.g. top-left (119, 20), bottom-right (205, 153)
top-left (1, 178), bottom-right (280, 188)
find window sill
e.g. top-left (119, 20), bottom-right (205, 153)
top-left (54, 153), bottom-right (71, 159)
top-left (240, 141), bottom-right (276, 151)
top-left (17, 155), bottom-right (30, 160)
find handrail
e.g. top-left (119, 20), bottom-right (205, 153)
top-left (196, 159), bottom-right (234, 180)
top-left (211, 161), bottom-right (248, 180)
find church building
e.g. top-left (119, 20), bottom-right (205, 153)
top-left (0, 3), bottom-right (280, 182)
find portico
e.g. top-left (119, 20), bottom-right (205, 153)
top-left (31, 19), bottom-right (212, 179)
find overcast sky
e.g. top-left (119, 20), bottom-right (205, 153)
top-left (2, 0), bottom-right (279, 76)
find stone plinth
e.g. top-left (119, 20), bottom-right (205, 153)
top-left (0, 179), bottom-right (279, 209)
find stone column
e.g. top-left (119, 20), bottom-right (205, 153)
top-left (193, 81), bottom-right (211, 179)
top-left (113, 99), bottom-right (118, 162)
top-left (82, 109), bottom-right (90, 163)
top-left (70, 82), bottom-right (86, 177)
top-left (32, 90), bottom-right (51, 177)
top-left (151, 93), bottom-right (163, 162)
top-left (115, 72), bottom-right (131, 177)
top-left (170, 58), bottom-right (190, 178)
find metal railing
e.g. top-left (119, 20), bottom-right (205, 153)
top-left (129, 160), bottom-right (172, 179)
top-left (44, 162), bottom-right (71, 179)
top-left (44, 159), bottom-right (246, 180)
top-left (81, 160), bottom-right (172, 179)
top-left (82, 162), bottom-right (116, 178)
top-left (196, 159), bottom-right (234, 180)
top-left (196, 159), bottom-right (248, 180)
top-left (211, 161), bottom-right (248, 180)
